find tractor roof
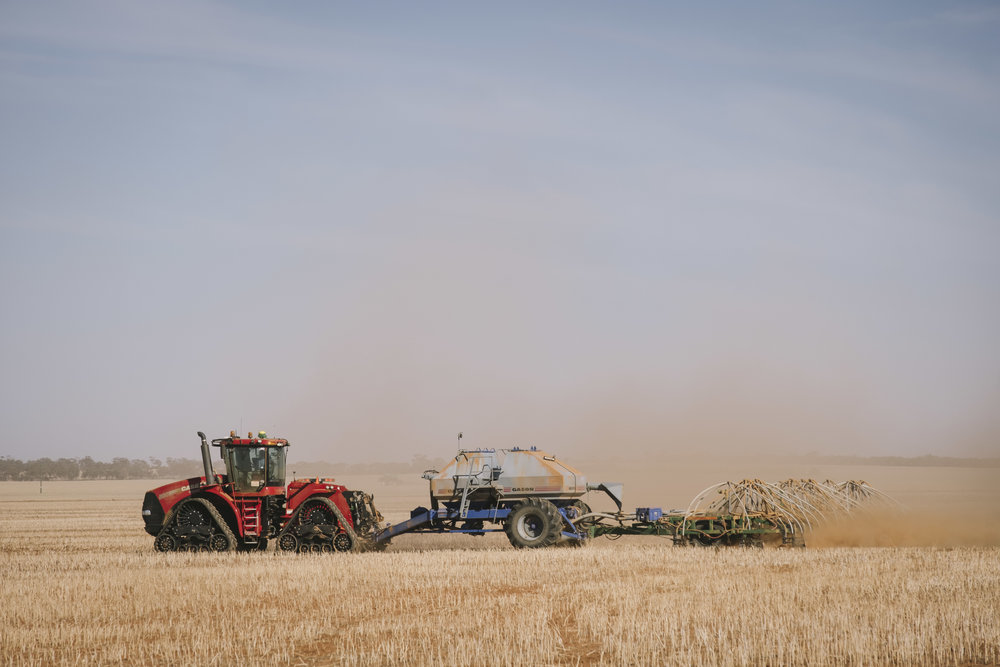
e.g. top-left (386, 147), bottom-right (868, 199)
top-left (211, 437), bottom-right (289, 448)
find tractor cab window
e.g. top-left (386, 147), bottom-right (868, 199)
top-left (221, 445), bottom-right (286, 492)
top-left (267, 447), bottom-right (286, 485)
top-left (228, 446), bottom-right (265, 492)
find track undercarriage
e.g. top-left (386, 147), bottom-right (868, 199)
top-left (276, 498), bottom-right (357, 553)
top-left (153, 498), bottom-right (238, 552)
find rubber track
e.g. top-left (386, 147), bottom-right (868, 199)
top-left (196, 498), bottom-right (238, 551)
top-left (278, 496), bottom-right (363, 553)
top-left (156, 497), bottom-right (237, 552)
top-left (313, 497), bottom-right (360, 552)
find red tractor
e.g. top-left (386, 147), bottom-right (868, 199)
top-left (141, 431), bottom-right (383, 553)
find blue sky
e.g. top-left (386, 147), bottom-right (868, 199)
top-left (1, 1), bottom-right (998, 461)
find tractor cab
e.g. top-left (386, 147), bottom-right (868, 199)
top-left (212, 431), bottom-right (288, 494)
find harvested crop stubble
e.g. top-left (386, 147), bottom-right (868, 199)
top-left (1, 490), bottom-right (999, 666)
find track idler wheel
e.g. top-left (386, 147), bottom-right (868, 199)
top-left (154, 533), bottom-right (177, 552)
top-left (277, 533), bottom-right (298, 552)
top-left (209, 533), bottom-right (233, 552)
top-left (333, 532), bottom-right (353, 552)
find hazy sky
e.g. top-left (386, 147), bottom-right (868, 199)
top-left (2, 2), bottom-right (998, 463)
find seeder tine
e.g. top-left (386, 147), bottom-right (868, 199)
top-left (684, 474), bottom-right (902, 547)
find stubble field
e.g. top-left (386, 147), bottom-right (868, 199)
top-left (1, 461), bottom-right (998, 666)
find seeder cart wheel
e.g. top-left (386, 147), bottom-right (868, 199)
top-left (565, 501), bottom-right (592, 524)
top-left (563, 501), bottom-right (593, 545)
top-left (505, 499), bottom-right (562, 549)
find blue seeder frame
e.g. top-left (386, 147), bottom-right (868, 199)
top-left (374, 506), bottom-right (586, 543)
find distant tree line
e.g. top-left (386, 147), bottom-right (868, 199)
top-left (0, 453), bottom-right (444, 481)
top-left (0, 456), bottom-right (203, 481)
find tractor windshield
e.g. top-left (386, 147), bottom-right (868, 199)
top-left (222, 445), bottom-right (286, 492)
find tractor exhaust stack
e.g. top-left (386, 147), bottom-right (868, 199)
top-left (197, 431), bottom-right (217, 485)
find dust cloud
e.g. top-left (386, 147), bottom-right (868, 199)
top-left (260, 217), bottom-right (999, 469)
top-left (809, 509), bottom-right (1000, 547)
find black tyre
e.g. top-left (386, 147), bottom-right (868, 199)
top-left (504, 498), bottom-right (562, 549)
top-left (565, 501), bottom-right (592, 526)
top-left (558, 501), bottom-right (591, 547)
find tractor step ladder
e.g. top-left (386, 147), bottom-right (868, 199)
top-left (237, 499), bottom-right (261, 541)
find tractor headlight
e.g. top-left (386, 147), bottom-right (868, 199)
top-left (142, 509), bottom-right (152, 516)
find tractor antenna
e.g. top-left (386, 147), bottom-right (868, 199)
top-left (457, 432), bottom-right (463, 449)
